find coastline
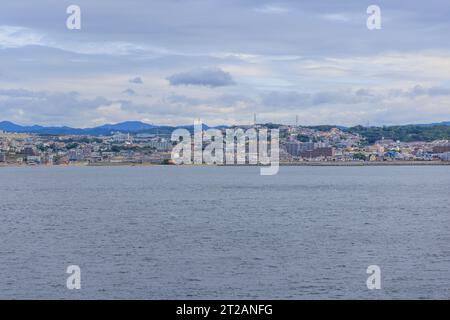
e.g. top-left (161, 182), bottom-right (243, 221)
top-left (278, 161), bottom-right (450, 166)
top-left (1, 161), bottom-right (450, 168)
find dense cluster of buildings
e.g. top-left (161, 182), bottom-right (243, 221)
top-left (0, 131), bottom-right (172, 166)
top-left (1, 125), bottom-right (450, 166)
top-left (277, 125), bottom-right (450, 163)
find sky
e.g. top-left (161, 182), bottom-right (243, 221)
top-left (0, 0), bottom-right (450, 127)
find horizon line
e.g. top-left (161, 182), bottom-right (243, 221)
top-left (1, 119), bottom-right (450, 130)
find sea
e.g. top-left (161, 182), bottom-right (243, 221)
top-left (0, 165), bottom-right (449, 299)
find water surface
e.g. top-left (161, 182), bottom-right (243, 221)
top-left (0, 166), bottom-right (449, 299)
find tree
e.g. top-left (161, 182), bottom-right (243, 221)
top-left (297, 134), bottom-right (310, 142)
top-left (353, 152), bottom-right (367, 161)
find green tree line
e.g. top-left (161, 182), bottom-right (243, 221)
top-left (347, 125), bottom-right (450, 143)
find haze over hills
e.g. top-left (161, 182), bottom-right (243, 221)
top-left (0, 121), bottom-right (155, 135)
top-left (0, 120), bottom-right (215, 135)
top-left (417, 121), bottom-right (450, 127)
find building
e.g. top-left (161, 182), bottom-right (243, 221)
top-left (365, 145), bottom-right (384, 153)
top-left (433, 145), bottom-right (450, 153)
top-left (148, 140), bottom-right (172, 151)
top-left (68, 149), bottom-right (84, 161)
top-left (440, 152), bottom-right (450, 161)
top-left (21, 146), bottom-right (36, 157)
top-left (299, 147), bottom-right (334, 159)
top-left (26, 155), bottom-right (41, 165)
top-left (285, 141), bottom-right (314, 156)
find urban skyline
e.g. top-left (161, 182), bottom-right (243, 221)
top-left (1, 118), bottom-right (450, 131)
top-left (2, 121), bottom-right (450, 167)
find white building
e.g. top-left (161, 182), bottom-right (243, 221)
top-left (440, 152), bottom-right (450, 161)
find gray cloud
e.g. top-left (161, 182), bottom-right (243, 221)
top-left (129, 76), bottom-right (143, 84)
top-left (2, 0), bottom-right (448, 57)
top-left (409, 85), bottom-right (450, 97)
top-left (122, 88), bottom-right (137, 96)
top-left (1, 84), bottom-right (450, 127)
top-left (258, 85), bottom-right (450, 110)
top-left (0, 88), bottom-right (110, 126)
top-left (167, 68), bottom-right (236, 87)
top-left (259, 89), bottom-right (381, 109)
top-left (388, 85), bottom-right (450, 98)
top-left (0, 88), bottom-right (53, 98)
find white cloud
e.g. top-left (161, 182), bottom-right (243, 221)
top-left (320, 13), bottom-right (350, 22)
top-left (253, 4), bottom-right (289, 14)
top-left (0, 25), bottom-right (45, 48)
top-left (0, 24), bottom-right (169, 57)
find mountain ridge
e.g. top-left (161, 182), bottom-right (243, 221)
top-left (0, 120), bottom-right (213, 135)
top-left (1, 120), bottom-right (450, 136)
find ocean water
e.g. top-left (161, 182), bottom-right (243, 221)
top-left (0, 165), bottom-right (449, 299)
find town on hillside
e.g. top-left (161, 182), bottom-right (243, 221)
top-left (1, 124), bottom-right (450, 166)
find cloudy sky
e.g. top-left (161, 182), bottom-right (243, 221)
top-left (1, 0), bottom-right (450, 127)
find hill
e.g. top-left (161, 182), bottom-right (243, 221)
top-left (347, 124), bottom-right (450, 143)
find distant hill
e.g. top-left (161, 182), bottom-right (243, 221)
top-left (0, 121), bottom-right (156, 135)
top-left (1, 120), bottom-right (450, 140)
top-left (0, 121), bottom-right (217, 135)
top-left (347, 124), bottom-right (450, 143)
top-left (0, 121), bottom-right (86, 134)
top-left (0, 121), bottom-right (27, 132)
top-left (415, 121), bottom-right (450, 127)
top-left (91, 121), bottom-right (155, 132)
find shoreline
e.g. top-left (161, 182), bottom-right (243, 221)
top-left (1, 161), bottom-right (450, 168)
top-left (278, 161), bottom-right (450, 166)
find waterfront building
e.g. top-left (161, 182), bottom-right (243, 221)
top-left (68, 149), bottom-right (85, 161)
top-left (440, 152), bottom-right (450, 161)
top-left (285, 141), bottom-right (314, 156)
top-left (433, 145), bottom-right (450, 153)
top-left (26, 155), bottom-right (41, 165)
top-left (299, 147), bottom-right (334, 159)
